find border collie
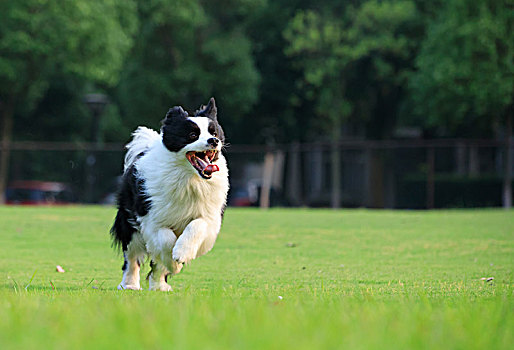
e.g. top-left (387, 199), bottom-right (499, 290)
top-left (110, 98), bottom-right (229, 291)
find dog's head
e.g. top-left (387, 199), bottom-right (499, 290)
top-left (161, 98), bottom-right (225, 180)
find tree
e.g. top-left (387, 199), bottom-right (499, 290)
top-left (284, 0), bottom-right (419, 207)
top-left (408, 0), bottom-right (513, 136)
top-left (0, 0), bottom-right (138, 202)
top-left (237, 0), bottom-right (314, 144)
top-left (115, 0), bottom-right (261, 142)
top-left (408, 0), bottom-right (513, 207)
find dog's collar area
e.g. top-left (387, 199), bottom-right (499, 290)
top-left (186, 151), bottom-right (219, 179)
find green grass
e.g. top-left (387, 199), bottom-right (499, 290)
top-left (0, 206), bottom-right (512, 349)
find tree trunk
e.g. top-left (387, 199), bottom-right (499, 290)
top-left (286, 142), bottom-right (302, 206)
top-left (367, 149), bottom-right (384, 208)
top-left (455, 142), bottom-right (466, 175)
top-left (0, 98), bottom-right (14, 204)
top-left (503, 111), bottom-right (512, 209)
top-left (468, 146), bottom-right (479, 177)
top-left (330, 142), bottom-right (342, 209)
top-left (260, 152), bottom-right (275, 209)
top-left (330, 121), bottom-right (342, 209)
top-left (426, 147), bottom-right (435, 209)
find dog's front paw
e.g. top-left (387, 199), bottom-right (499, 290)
top-left (172, 243), bottom-right (197, 265)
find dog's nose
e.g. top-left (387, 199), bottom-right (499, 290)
top-left (207, 138), bottom-right (219, 148)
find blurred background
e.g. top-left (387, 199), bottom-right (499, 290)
top-left (0, 0), bottom-right (512, 209)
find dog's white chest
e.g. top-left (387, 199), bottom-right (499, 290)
top-left (138, 146), bottom-right (229, 236)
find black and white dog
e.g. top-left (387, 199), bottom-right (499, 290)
top-left (110, 98), bottom-right (229, 291)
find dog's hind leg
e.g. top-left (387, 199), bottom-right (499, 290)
top-left (148, 260), bottom-right (175, 291)
top-left (145, 227), bottom-right (183, 291)
top-left (118, 239), bottom-right (145, 290)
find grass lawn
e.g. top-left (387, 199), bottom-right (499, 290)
top-left (0, 206), bottom-right (512, 349)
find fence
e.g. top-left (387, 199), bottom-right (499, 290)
top-left (2, 139), bottom-right (512, 208)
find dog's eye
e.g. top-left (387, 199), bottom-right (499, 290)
top-left (189, 132), bottom-right (198, 139)
top-left (208, 123), bottom-right (218, 137)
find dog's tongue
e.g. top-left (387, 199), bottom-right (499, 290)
top-left (203, 164), bottom-right (219, 176)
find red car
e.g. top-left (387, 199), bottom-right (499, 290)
top-left (5, 181), bottom-right (75, 205)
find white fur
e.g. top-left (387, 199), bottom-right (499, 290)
top-left (124, 126), bottom-right (161, 172)
top-left (118, 236), bottom-right (145, 290)
top-left (119, 117), bottom-right (229, 291)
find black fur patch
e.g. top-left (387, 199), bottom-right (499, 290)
top-left (161, 109), bottom-right (201, 152)
top-left (110, 163), bottom-right (151, 251)
top-left (208, 120), bottom-right (225, 144)
top-left (195, 97), bottom-right (217, 120)
top-left (197, 98), bottom-right (225, 144)
top-left (146, 260), bottom-right (156, 281)
top-left (161, 99), bottom-right (225, 153)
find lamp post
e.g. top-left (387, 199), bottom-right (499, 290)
top-left (83, 93), bottom-right (108, 203)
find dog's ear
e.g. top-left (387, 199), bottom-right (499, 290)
top-left (163, 106), bottom-right (188, 125)
top-left (195, 97), bottom-right (217, 120)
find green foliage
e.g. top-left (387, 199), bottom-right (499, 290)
top-left (286, 1), bottom-right (417, 84)
top-left (0, 207), bottom-right (512, 348)
top-left (243, 0), bottom-right (312, 143)
top-left (408, 0), bottom-right (514, 135)
top-left (0, 0), bottom-right (138, 201)
top-left (19, 76), bottom-right (92, 141)
top-left (284, 0), bottom-right (419, 137)
top-left (115, 0), bottom-right (261, 135)
top-left (2, 0), bottom-right (512, 146)
top-left (0, 0), bottom-right (138, 106)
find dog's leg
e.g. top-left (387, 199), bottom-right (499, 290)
top-left (172, 218), bottom-right (219, 265)
top-left (118, 241), bottom-right (144, 290)
top-left (148, 260), bottom-right (176, 291)
top-left (144, 227), bottom-right (183, 291)
top-left (147, 256), bottom-right (184, 292)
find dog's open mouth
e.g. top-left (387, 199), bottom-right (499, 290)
top-left (186, 151), bottom-right (219, 179)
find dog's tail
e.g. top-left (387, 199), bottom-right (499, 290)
top-left (124, 126), bottom-right (160, 172)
